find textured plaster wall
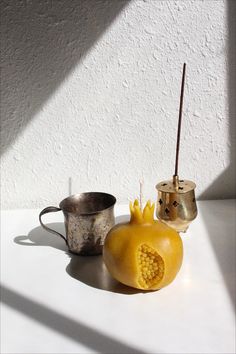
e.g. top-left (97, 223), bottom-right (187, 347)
top-left (1, 0), bottom-right (235, 209)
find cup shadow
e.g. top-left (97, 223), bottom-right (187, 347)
top-left (14, 223), bottom-right (68, 252)
top-left (14, 216), bottom-right (142, 295)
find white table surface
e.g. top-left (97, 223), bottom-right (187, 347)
top-left (1, 200), bottom-right (236, 354)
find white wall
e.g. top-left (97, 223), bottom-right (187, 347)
top-left (1, 0), bottom-right (235, 209)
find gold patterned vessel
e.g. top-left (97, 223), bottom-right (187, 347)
top-left (156, 175), bottom-right (197, 232)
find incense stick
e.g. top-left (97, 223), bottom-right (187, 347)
top-left (174, 63), bottom-right (186, 177)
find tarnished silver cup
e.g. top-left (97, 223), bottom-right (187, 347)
top-left (39, 192), bottom-right (116, 255)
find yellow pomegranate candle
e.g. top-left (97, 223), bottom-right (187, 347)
top-left (103, 200), bottom-right (183, 290)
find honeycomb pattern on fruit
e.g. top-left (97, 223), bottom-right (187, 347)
top-left (137, 244), bottom-right (164, 289)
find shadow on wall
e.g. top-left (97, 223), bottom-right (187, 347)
top-left (0, 0), bottom-right (129, 155)
top-left (199, 1), bottom-right (236, 310)
top-left (199, 0), bottom-right (236, 200)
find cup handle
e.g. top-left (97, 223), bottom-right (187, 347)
top-left (39, 206), bottom-right (68, 245)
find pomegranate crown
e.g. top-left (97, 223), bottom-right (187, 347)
top-left (129, 199), bottom-right (155, 224)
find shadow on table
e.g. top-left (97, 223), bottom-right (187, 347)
top-left (14, 222), bottom-right (68, 252)
top-left (199, 201), bottom-right (236, 312)
top-left (1, 285), bottom-right (146, 354)
top-left (14, 215), bottom-right (144, 295)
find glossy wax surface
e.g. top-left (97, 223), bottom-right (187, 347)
top-left (103, 200), bottom-right (183, 290)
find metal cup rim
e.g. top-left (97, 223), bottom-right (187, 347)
top-left (59, 192), bottom-right (116, 215)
